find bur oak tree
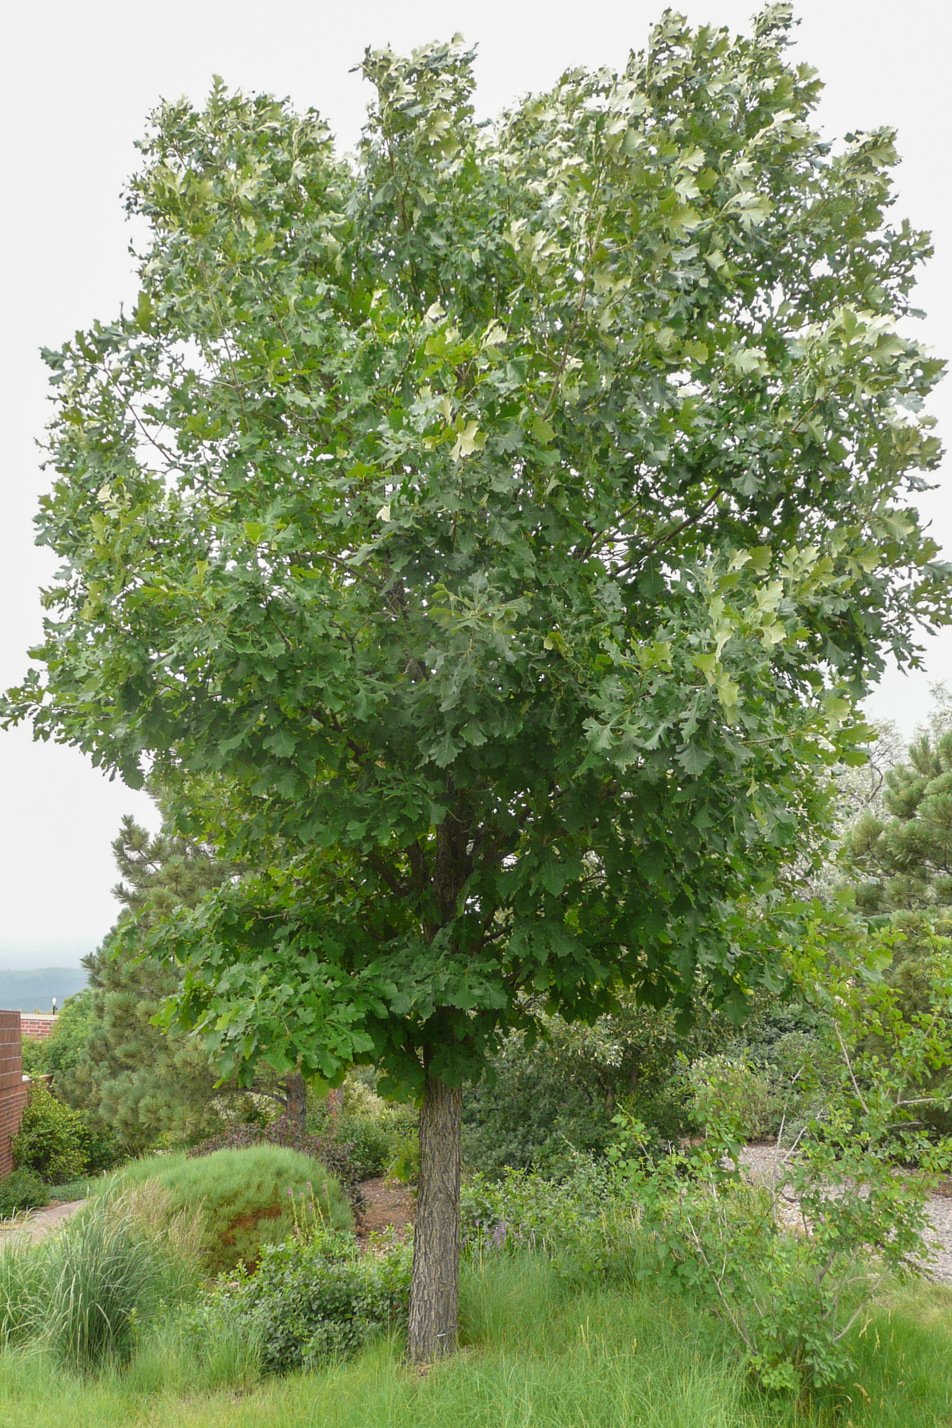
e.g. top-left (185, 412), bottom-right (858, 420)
top-left (4, 9), bottom-right (950, 1359)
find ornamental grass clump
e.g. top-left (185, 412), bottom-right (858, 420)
top-left (117, 1144), bottom-right (353, 1272)
top-left (0, 1186), bottom-right (201, 1371)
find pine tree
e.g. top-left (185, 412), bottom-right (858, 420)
top-left (63, 813), bottom-right (313, 1149)
top-left (59, 816), bottom-right (227, 1151)
top-left (842, 705), bottom-right (952, 1134)
top-left (848, 729), bottom-right (952, 916)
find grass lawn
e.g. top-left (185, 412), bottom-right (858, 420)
top-left (0, 1254), bottom-right (949, 1427)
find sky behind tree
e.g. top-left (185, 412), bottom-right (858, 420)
top-left (2, 0), bottom-right (949, 965)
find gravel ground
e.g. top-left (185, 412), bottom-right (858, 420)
top-left (739, 1145), bottom-right (952, 1285)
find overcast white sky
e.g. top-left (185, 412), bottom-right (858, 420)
top-left (1, 1), bottom-right (950, 966)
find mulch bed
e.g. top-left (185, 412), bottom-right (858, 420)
top-left (355, 1176), bottom-right (415, 1246)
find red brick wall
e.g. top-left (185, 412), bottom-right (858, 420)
top-left (0, 1012), bottom-right (30, 1178)
top-left (21, 1014), bottom-right (57, 1041)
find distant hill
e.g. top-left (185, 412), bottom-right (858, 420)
top-left (0, 967), bottom-right (87, 1014)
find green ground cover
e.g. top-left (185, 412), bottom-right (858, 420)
top-left (0, 1253), bottom-right (949, 1428)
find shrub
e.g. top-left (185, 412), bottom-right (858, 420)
top-left (13, 1085), bottom-right (89, 1183)
top-left (0, 1169), bottom-right (47, 1220)
top-left (687, 1055), bottom-right (776, 1143)
top-left (308, 1078), bottom-right (421, 1186)
top-left (18, 1039), bottom-right (46, 1079)
top-left (197, 1228), bottom-right (411, 1373)
top-left (461, 1159), bottom-right (618, 1267)
top-left (118, 1146), bottom-right (353, 1273)
top-left (38, 989), bottom-right (96, 1081)
top-left (333, 1115), bottom-right (392, 1182)
top-left (608, 928), bottom-right (952, 1398)
top-left (461, 1005), bottom-right (708, 1177)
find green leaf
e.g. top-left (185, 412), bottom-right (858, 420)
top-left (677, 743), bottom-right (712, 777)
top-left (451, 420), bottom-right (484, 461)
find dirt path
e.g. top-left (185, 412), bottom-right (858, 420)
top-left (355, 1177), bottom-right (414, 1245)
top-left (0, 1199), bottom-right (85, 1248)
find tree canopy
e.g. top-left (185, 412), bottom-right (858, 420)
top-left (4, 8), bottom-right (949, 1357)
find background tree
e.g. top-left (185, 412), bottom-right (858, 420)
top-left (835, 695), bottom-right (952, 1131)
top-left (61, 812), bottom-right (312, 1151)
top-left (20, 989), bottom-right (94, 1082)
top-left (4, 12), bottom-right (949, 1358)
top-left (848, 728), bottom-right (952, 915)
top-left (59, 815), bottom-right (228, 1152)
top-left (463, 994), bottom-right (724, 1175)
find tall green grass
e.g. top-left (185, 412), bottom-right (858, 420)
top-left (0, 1186), bottom-right (200, 1371)
top-left (0, 1252), bottom-right (950, 1427)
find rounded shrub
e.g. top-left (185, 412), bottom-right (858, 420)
top-left (334, 1115), bottom-right (393, 1182)
top-left (187, 1119), bottom-right (357, 1191)
top-left (118, 1145), bottom-right (353, 1273)
top-left (13, 1084), bottom-right (89, 1183)
top-left (0, 1168), bottom-right (48, 1220)
top-left (197, 1228), bottom-right (412, 1373)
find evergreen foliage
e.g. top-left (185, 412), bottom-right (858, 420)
top-left (56, 816), bottom-right (227, 1154)
top-left (849, 729), bottom-right (952, 916)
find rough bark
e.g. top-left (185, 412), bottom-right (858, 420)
top-left (407, 1072), bottom-right (462, 1362)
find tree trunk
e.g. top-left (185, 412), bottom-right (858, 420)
top-left (284, 1071), bottom-right (307, 1138)
top-left (407, 1072), bottom-right (462, 1363)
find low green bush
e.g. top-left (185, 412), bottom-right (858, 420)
top-left (0, 1168), bottom-right (48, 1219)
top-left (334, 1115), bottom-right (392, 1182)
top-left (13, 1085), bottom-right (89, 1183)
top-left (308, 1078), bottom-right (420, 1186)
top-left (118, 1145), bottom-right (353, 1273)
top-left (196, 1228), bottom-right (411, 1373)
top-left (461, 1158), bottom-right (619, 1267)
top-left (687, 1054), bottom-right (777, 1143)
